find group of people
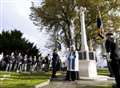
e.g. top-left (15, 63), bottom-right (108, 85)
top-left (0, 47), bottom-right (80, 81)
top-left (0, 53), bottom-right (53, 72)
top-left (51, 47), bottom-right (79, 81)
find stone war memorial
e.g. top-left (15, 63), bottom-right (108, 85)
top-left (78, 7), bottom-right (97, 78)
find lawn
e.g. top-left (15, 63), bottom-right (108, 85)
top-left (97, 68), bottom-right (112, 88)
top-left (0, 71), bottom-right (51, 88)
top-left (97, 68), bottom-right (110, 76)
top-left (0, 68), bottom-right (111, 88)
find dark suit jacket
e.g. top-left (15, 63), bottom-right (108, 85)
top-left (105, 37), bottom-right (118, 61)
top-left (52, 52), bottom-right (59, 69)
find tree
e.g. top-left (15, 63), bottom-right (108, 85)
top-left (30, 0), bottom-right (120, 49)
top-left (0, 30), bottom-right (39, 56)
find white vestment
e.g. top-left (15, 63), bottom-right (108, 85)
top-left (66, 51), bottom-right (79, 71)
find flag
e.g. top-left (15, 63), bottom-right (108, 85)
top-left (96, 7), bottom-right (104, 39)
top-left (56, 41), bottom-right (61, 50)
top-left (97, 18), bottom-right (102, 29)
top-left (97, 18), bottom-right (104, 39)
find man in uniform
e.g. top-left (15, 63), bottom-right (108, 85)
top-left (105, 32), bottom-right (120, 88)
top-left (51, 49), bottom-right (59, 78)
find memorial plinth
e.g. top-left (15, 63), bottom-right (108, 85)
top-left (79, 60), bottom-right (97, 78)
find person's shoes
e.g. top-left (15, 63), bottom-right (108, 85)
top-left (112, 84), bottom-right (116, 88)
top-left (65, 78), bottom-right (72, 81)
top-left (51, 75), bottom-right (57, 78)
top-left (109, 74), bottom-right (114, 77)
top-left (71, 78), bottom-right (76, 81)
top-left (112, 84), bottom-right (119, 88)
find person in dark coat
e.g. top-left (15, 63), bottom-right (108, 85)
top-left (105, 32), bottom-right (120, 88)
top-left (44, 54), bottom-right (50, 72)
top-left (27, 56), bottom-right (32, 72)
top-left (51, 49), bottom-right (59, 78)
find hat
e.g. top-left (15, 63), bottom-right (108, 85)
top-left (106, 32), bottom-right (113, 36)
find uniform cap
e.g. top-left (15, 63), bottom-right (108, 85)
top-left (106, 32), bottom-right (113, 36)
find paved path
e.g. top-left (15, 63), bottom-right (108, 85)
top-left (36, 72), bottom-right (114, 88)
top-left (40, 77), bottom-right (114, 88)
top-left (48, 80), bottom-right (113, 88)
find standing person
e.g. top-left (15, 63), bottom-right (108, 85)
top-left (44, 54), bottom-right (50, 72)
top-left (37, 54), bottom-right (42, 71)
top-left (16, 53), bottom-right (23, 72)
top-left (5, 55), bottom-right (10, 71)
top-left (65, 46), bottom-right (79, 81)
top-left (23, 55), bottom-right (28, 72)
top-left (0, 53), bottom-right (6, 71)
top-left (27, 56), bottom-right (33, 72)
top-left (9, 52), bottom-right (15, 71)
top-left (32, 56), bottom-right (37, 72)
top-left (51, 49), bottom-right (59, 78)
top-left (105, 32), bottom-right (120, 88)
top-left (13, 53), bottom-right (19, 71)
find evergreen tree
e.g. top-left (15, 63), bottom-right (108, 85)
top-left (0, 30), bottom-right (39, 56)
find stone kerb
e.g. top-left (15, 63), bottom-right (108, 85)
top-left (34, 80), bottom-right (50, 88)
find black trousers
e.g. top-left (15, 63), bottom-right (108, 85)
top-left (65, 71), bottom-right (79, 81)
top-left (51, 68), bottom-right (57, 78)
top-left (110, 60), bottom-right (120, 88)
top-left (107, 60), bottom-right (114, 77)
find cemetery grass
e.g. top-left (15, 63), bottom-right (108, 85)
top-left (0, 69), bottom-right (111, 88)
top-left (97, 68), bottom-right (112, 88)
top-left (0, 71), bottom-right (51, 88)
top-left (97, 68), bottom-right (109, 76)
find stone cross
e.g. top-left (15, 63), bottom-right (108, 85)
top-left (80, 7), bottom-right (89, 60)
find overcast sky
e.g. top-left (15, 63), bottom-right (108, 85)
top-left (0, 0), bottom-right (51, 55)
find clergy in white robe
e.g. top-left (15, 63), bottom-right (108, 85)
top-left (65, 46), bottom-right (79, 81)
